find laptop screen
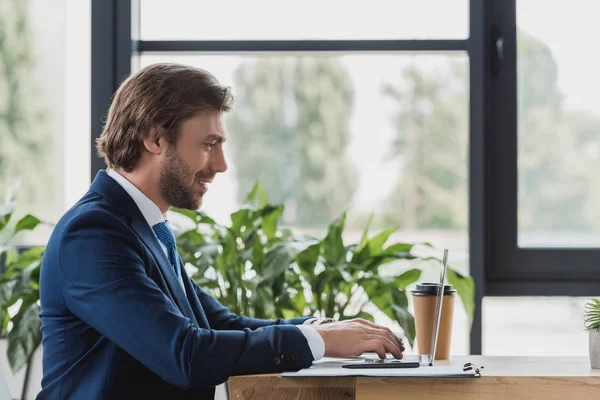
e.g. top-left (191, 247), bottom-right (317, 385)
top-left (428, 248), bottom-right (449, 366)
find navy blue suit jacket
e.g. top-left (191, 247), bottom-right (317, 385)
top-left (37, 171), bottom-right (314, 399)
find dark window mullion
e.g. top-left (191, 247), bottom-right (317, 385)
top-left (136, 39), bottom-right (468, 54)
top-left (488, 0), bottom-right (519, 282)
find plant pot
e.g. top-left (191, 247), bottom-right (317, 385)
top-left (589, 330), bottom-right (600, 369)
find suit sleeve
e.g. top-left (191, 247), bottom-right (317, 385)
top-left (190, 280), bottom-right (311, 330)
top-left (58, 210), bottom-right (313, 390)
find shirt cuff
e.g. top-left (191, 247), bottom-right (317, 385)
top-left (303, 318), bottom-right (317, 325)
top-left (295, 325), bottom-right (325, 361)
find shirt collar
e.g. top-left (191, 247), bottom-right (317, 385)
top-left (106, 169), bottom-right (166, 228)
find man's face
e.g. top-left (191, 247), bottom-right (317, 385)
top-left (158, 109), bottom-right (228, 210)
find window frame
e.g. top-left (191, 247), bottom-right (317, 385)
top-left (94, 0), bottom-right (596, 355)
top-left (486, 0), bottom-right (600, 296)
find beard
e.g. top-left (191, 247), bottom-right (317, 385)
top-left (158, 145), bottom-right (209, 210)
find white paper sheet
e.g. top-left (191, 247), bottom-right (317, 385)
top-left (281, 357), bottom-right (480, 378)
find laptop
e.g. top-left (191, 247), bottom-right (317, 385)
top-left (343, 249), bottom-right (449, 369)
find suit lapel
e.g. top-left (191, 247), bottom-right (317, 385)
top-left (130, 217), bottom-right (199, 326)
top-left (90, 170), bottom-right (199, 326)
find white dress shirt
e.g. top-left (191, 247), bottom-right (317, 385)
top-left (106, 169), bottom-right (324, 361)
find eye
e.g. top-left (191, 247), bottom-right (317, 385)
top-left (205, 142), bottom-right (216, 151)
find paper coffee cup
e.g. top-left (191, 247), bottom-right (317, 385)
top-left (411, 283), bottom-right (456, 360)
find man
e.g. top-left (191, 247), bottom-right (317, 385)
top-left (37, 63), bottom-right (404, 400)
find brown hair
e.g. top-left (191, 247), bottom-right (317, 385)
top-left (96, 63), bottom-right (234, 172)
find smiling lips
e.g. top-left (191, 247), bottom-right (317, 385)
top-left (195, 176), bottom-right (212, 194)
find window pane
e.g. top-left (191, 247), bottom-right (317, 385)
top-left (483, 297), bottom-right (588, 356)
top-left (139, 54), bottom-right (470, 352)
top-left (0, 0), bottom-right (90, 249)
top-left (139, 0), bottom-right (468, 40)
top-left (0, 0), bottom-right (91, 395)
top-left (517, 1), bottom-right (600, 247)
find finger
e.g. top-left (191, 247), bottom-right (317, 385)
top-left (366, 328), bottom-right (403, 358)
top-left (372, 333), bottom-right (403, 359)
top-left (385, 328), bottom-right (405, 352)
top-left (362, 339), bottom-right (386, 359)
top-left (351, 320), bottom-right (405, 351)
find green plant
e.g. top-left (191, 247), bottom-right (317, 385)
top-left (584, 298), bottom-right (600, 332)
top-left (0, 194), bottom-right (45, 373)
top-left (174, 184), bottom-right (315, 319)
top-left (288, 212), bottom-right (473, 346)
top-left (174, 183), bottom-right (474, 347)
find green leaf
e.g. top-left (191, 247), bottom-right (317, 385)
top-left (192, 277), bottom-right (220, 290)
top-left (329, 264), bottom-right (353, 284)
top-left (382, 242), bottom-right (413, 256)
top-left (230, 208), bottom-right (250, 234)
top-left (447, 267), bottom-right (475, 325)
top-left (4, 248), bottom-right (19, 267)
top-left (388, 288), bottom-right (415, 344)
top-left (194, 243), bottom-right (221, 270)
top-left (0, 280), bottom-right (16, 307)
top-left (0, 308), bottom-right (9, 335)
top-left (14, 215), bottom-right (41, 234)
top-left (261, 205), bottom-right (283, 239)
top-left (295, 242), bottom-right (320, 277)
top-left (244, 182), bottom-right (267, 208)
top-left (391, 303), bottom-right (415, 346)
top-left (7, 296), bottom-right (42, 373)
top-left (15, 246), bottom-right (44, 266)
top-left (365, 281), bottom-right (416, 346)
top-left (20, 262), bottom-right (41, 287)
top-left (170, 208), bottom-right (199, 223)
top-left (392, 268), bottom-right (421, 289)
top-left (323, 212), bottom-right (346, 265)
top-left (584, 298), bottom-right (600, 331)
top-left (288, 289), bottom-right (308, 316)
top-left (196, 211), bottom-right (218, 225)
top-left (0, 280), bottom-right (16, 334)
top-left (0, 202), bottom-right (16, 232)
top-left (260, 242), bottom-right (311, 283)
top-left (357, 214), bottom-right (373, 252)
top-left (249, 234), bottom-right (266, 272)
top-left (367, 229), bottom-right (396, 255)
top-left (351, 242), bottom-right (371, 264)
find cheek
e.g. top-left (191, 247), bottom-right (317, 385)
top-left (178, 146), bottom-right (208, 171)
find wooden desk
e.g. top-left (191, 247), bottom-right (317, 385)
top-left (229, 356), bottom-right (600, 399)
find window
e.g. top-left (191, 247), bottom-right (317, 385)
top-left (139, 0), bottom-right (469, 40)
top-left (1, 0), bottom-right (90, 397)
top-left (517, 0), bottom-right (600, 248)
top-left (132, 0), bottom-right (473, 355)
top-left (0, 0), bottom-right (90, 245)
top-left (94, 0), bottom-right (599, 358)
top-left (483, 297), bottom-right (588, 356)
top-left (139, 52), bottom-right (471, 354)
top-left (139, 54), bottom-right (468, 232)
top-left (487, 0), bottom-right (600, 292)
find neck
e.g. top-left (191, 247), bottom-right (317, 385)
top-left (114, 167), bottom-right (170, 215)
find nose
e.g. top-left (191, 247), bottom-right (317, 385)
top-left (211, 145), bottom-right (228, 174)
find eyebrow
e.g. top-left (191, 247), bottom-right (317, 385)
top-left (206, 133), bottom-right (226, 143)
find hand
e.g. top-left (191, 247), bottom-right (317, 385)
top-left (312, 318), bottom-right (405, 359)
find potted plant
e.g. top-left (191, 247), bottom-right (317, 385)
top-left (584, 297), bottom-right (600, 368)
top-left (173, 182), bottom-right (474, 347)
top-left (0, 192), bottom-right (46, 398)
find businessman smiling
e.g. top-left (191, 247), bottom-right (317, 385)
top-left (37, 63), bottom-right (404, 400)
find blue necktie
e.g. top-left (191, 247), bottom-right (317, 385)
top-left (152, 221), bottom-right (182, 281)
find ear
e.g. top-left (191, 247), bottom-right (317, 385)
top-left (142, 127), bottom-right (166, 155)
